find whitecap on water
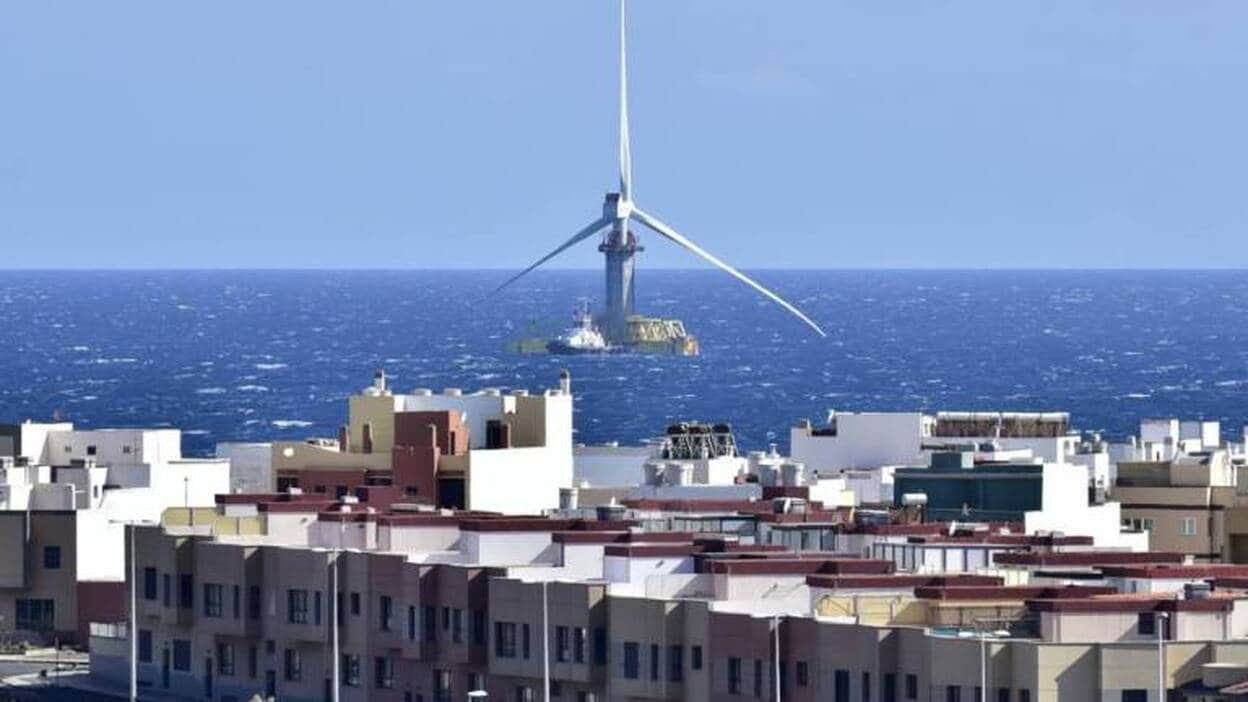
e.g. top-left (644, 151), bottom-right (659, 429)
top-left (271, 420), bottom-right (314, 429)
top-left (255, 363), bottom-right (287, 370)
top-left (196, 387), bottom-right (227, 395)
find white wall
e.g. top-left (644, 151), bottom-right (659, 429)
top-left (378, 524), bottom-right (461, 554)
top-left (461, 530), bottom-right (558, 566)
top-left (215, 442), bottom-right (273, 493)
top-left (791, 413), bottom-right (927, 471)
top-left (468, 446), bottom-right (571, 515)
top-left (398, 392), bottom-right (511, 450)
top-left (573, 444), bottom-right (652, 487)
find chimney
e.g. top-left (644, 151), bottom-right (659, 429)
top-left (559, 369), bottom-right (571, 395)
top-left (373, 368), bottom-right (388, 394)
top-left (362, 423), bottom-right (374, 454)
top-left (338, 425), bottom-right (350, 453)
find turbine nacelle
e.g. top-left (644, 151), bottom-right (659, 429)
top-left (603, 192), bottom-right (634, 221)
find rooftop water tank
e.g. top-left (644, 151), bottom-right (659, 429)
top-left (643, 461), bottom-right (666, 486)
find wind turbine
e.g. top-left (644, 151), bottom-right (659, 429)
top-left (495, 0), bottom-right (826, 340)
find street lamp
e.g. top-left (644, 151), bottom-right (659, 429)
top-left (542, 580), bottom-right (551, 702)
top-left (110, 518), bottom-right (158, 702)
top-left (1156, 612), bottom-right (1169, 702)
top-left (772, 615), bottom-right (782, 702)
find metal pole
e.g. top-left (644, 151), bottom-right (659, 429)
top-left (980, 635), bottom-right (987, 702)
top-left (773, 615), bottom-right (781, 702)
top-left (542, 581), bottom-right (551, 702)
top-left (1157, 613), bottom-right (1167, 702)
top-left (129, 523), bottom-right (137, 702)
top-left (332, 547), bottom-right (340, 702)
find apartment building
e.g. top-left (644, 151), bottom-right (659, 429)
top-left (1115, 452), bottom-right (1240, 561)
top-left (0, 422), bottom-right (229, 644)
top-left (271, 370), bottom-right (573, 514)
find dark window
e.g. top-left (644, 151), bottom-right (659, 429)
top-left (667, 645), bottom-right (683, 682)
top-left (247, 646), bottom-right (257, 679)
top-left (86, 444), bottom-right (97, 456)
top-left (556, 626), bottom-right (570, 663)
top-left (835, 670), bottom-right (850, 702)
top-left (753, 659), bottom-right (763, 698)
top-left (247, 586), bottom-right (260, 620)
top-left (138, 630), bottom-right (153, 663)
top-left (217, 643), bottom-right (235, 676)
top-left (523, 623), bottom-right (531, 659)
top-left (408, 606), bottom-right (418, 641)
top-left (865, 672), bottom-right (872, 702)
top-left (203, 583), bottom-right (223, 618)
top-left (495, 622), bottom-right (518, 658)
top-left (350, 592), bottom-right (361, 616)
top-left (173, 640), bottom-right (192, 672)
top-left (473, 609), bottom-right (487, 645)
top-left (284, 648), bottom-right (301, 681)
top-left (728, 657), bottom-right (742, 694)
top-left (652, 645), bottom-right (661, 682)
top-left (997, 689), bottom-right (1011, 702)
top-left (178, 574), bottom-right (193, 609)
top-left (906, 675), bottom-right (919, 700)
top-left (143, 567), bottom-right (158, 600)
top-left (1121, 692), bottom-right (1147, 702)
top-left (342, 654), bottom-right (361, 687)
top-left (232, 585), bottom-right (240, 619)
top-left (796, 661), bottom-right (809, 687)
top-left (14, 599), bottom-right (54, 632)
top-left (623, 642), bottom-right (640, 679)
top-left (884, 674), bottom-right (897, 702)
top-left (593, 628), bottom-right (608, 666)
top-left (1018, 691), bottom-right (1030, 702)
top-left (374, 657), bottom-right (394, 689)
top-left (287, 589), bottom-right (308, 624)
top-left (442, 607), bottom-right (450, 630)
top-left (162, 574), bottom-right (171, 607)
top-left (452, 607), bottom-right (463, 642)
top-left (974, 686), bottom-right (981, 702)
top-left (947, 686), bottom-right (962, 702)
top-left (423, 606), bottom-right (436, 643)
top-left (573, 627), bottom-right (587, 664)
top-left (314, 591), bottom-right (322, 626)
top-left (692, 645), bottom-right (703, 671)
top-left (380, 596), bottom-right (393, 632)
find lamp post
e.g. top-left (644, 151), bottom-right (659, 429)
top-left (772, 615), bottom-right (782, 702)
top-left (110, 518), bottom-right (157, 702)
top-left (542, 581), bottom-right (551, 702)
top-left (1156, 612), bottom-right (1169, 702)
top-left (332, 520), bottom-right (345, 702)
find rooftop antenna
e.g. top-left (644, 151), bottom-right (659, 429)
top-left (493, 0), bottom-right (825, 339)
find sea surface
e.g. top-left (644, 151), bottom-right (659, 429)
top-left (2, 270), bottom-right (1247, 457)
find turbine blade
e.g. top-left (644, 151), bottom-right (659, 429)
top-left (492, 217), bottom-right (611, 294)
top-left (630, 207), bottom-right (827, 337)
top-left (618, 0), bottom-right (633, 201)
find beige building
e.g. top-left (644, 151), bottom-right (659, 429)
top-left (1116, 454), bottom-right (1240, 561)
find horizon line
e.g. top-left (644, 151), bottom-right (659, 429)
top-left (2, 266), bottom-right (1247, 273)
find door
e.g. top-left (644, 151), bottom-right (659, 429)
top-left (161, 648), bottom-right (170, 689)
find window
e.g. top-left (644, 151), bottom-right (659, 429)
top-left (573, 627), bottom-right (586, 663)
top-left (173, 640), bottom-right (192, 672)
top-left (442, 607), bottom-right (450, 630)
top-left (691, 645), bottom-right (703, 671)
top-left (247, 646), bottom-right (257, 679)
top-left (523, 623), bottom-right (531, 659)
top-left (217, 643), bottom-right (235, 676)
top-left (350, 592), bottom-right (361, 616)
top-left (374, 656), bottom-right (395, 689)
top-left (473, 609), bottom-right (487, 645)
top-left (1018, 691), bottom-right (1031, 702)
top-left (314, 591), bottom-right (322, 626)
top-left (163, 573), bottom-right (171, 607)
top-left (974, 687), bottom-right (982, 702)
top-left (143, 568), bottom-right (158, 600)
top-left (514, 686), bottom-right (533, 702)
top-left (593, 628), bottom-right (608, 666)
top-left (753, 659), bottom-right (762, 698)
top-left (232, 585), bottom-right (240, 619)
top-left (495, 622), bottom-right (518, 658)
top-left (204, 583), bottom-right (224, 618)
top-left (409, 606), bottom-right (418, 641)
top-left (835, 670), bottom-right (850, 702)
top-left (342, 654), bottom-right (361, 687)
top-left (1181, 517), bottom-right (1197, 536)
top-left (946, 686), bottom-right (962, 702)
top-left (284, 648), bottom-right (301, 681)
top-left (451, 608), bottom-right (463, 643)
top-left (380, 595), bottom-right (393, 632)
top-left (86, 444), bottom-right (97, 456)
top-left (138, 630), bottom-right (153, 663)
top-left (178, 574), bottom-right (193, 609)
top-left (1121, 692), bottom-right (1147, 702)
top-left (865, 672), bottom-right (873, 702)
top-left (14, 599), bottom-right (54, 632)
top-left (667, 645), bottom-right (683, 682)
top-left (652, 645), bottom-right (661, 682)
top-left (423, 606), bottom-right (436, 643)
top-left (796, 661), bottom-right (808, 687)
top-left (287, 589), bottom-right (308, 624)
top-left (884, 673), bottom-right (897, 702)
top-left (247, 586), bottom-right (260, 620)
top-left (434, 670), bottom-right (452, 701)
top-left (728, 657), bottom-right (742, 694)
top-left (906, 674), bottom-right (919, 700)
top-left (997, 689), bottom-right (1011, 702)
top-left (623, 642), bottom-right (640, 680)
top-left (556, 626), bottom-right (570, 663)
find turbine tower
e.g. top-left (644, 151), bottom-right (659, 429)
top-left (495, 0), bottom-right (825, 341)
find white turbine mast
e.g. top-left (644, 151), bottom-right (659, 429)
top-left (495, 0), bottom-right (825, 338)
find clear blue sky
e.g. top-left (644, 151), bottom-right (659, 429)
top-left (2, 2), bottom-right (1246, 269)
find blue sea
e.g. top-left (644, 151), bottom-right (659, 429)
top-left (2, 270), bottom-right (1247, 457)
